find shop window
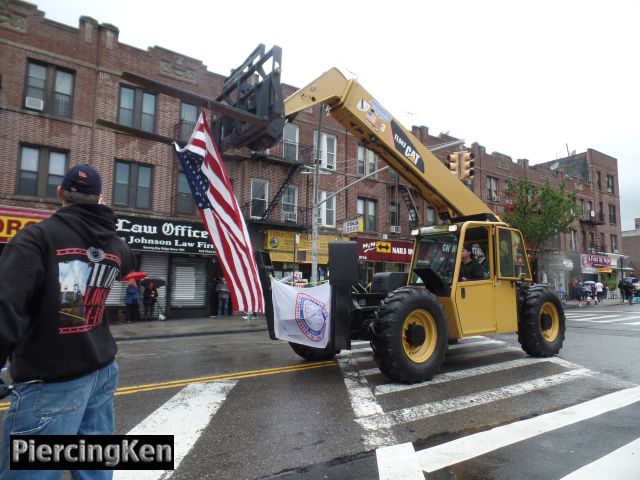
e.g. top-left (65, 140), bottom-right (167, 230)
top-left (179, 102), bottom-right (198, 142)
top-left (282, 185), bottom-right (298, 222)
top-left (113, 161), bottom-right (152, 209)
top-left (17, 145), bottom-right (67, 198)
top-left (358, 198), bottom-right (378, 232)
top-left (24, 61), bottom-right (74, 118)
top-left (251, 179), bottom-right (268, 218)
top-left (176, 172), bottom-right (195, 214)
top-left (118, 85), bottom-right (157, 133)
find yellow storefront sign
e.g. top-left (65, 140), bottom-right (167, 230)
top-left (264, 229), bottom-right (345, 264)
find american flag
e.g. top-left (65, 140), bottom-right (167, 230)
top-left (174, 112), bottom-right (264, 313)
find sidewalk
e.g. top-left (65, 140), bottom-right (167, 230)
top-left (110, 313), bottom-right (268, 341)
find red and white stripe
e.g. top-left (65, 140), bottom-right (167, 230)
top-left (178, 112), bottom-right (263, 313)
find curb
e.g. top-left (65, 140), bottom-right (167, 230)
top-left (114, 327), bottom-right (268, 342)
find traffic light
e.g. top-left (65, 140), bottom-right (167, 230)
top-left (460, 151), bottom-right (475, 179)
top-left (446, 152), bottom-right (460, 176)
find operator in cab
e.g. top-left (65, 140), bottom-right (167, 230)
top-left (459, 245), bottom-right (484, 281)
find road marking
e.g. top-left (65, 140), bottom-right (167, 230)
top-left (413, 386), bottom-right (640, 473)
top-left (377, 442), bottom-right (424, 480)
top-left (374, 356), bottom-right (581, 395)
top-left (114, 381), bottom-right (237, 480)
top-left (357, 369), bottom-right (591, 432)
top-left (559, 436), bottom-right (640, 479)
top-left (338, 356), bottom-right (396, 449)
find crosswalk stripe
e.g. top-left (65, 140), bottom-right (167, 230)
top-left (114, 381), bottom-right (237, 480)
top-left (559, 437), bottom-right (640, 479)
top-left (413, 386), bottom-right (640, 473)
top-left (374, 357), bottom-right (581, 395)
top-left (376, 443), bottom-right (424, 480)
top-left (447, 339), bottom-right (506, 350)
top-left (357, 369), bottom-right (591, 433)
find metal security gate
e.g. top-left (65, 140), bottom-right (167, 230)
top-left (140, 253), bottom-right (169, 317)
top-left (170, 256), bottom-right (207, 308)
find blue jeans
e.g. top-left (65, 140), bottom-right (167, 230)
top-left (0, 361), bottom-right (118, 480)
top-left (217, 297), bottom-right (229, 316)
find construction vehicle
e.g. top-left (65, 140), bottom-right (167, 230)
top-left (256, 68), bottom-right (565, 384)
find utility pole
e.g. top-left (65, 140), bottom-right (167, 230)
top-left (311, 104), bottom-right (323, 284)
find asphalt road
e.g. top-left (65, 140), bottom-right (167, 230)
top-left (3, 302), bottom-right (640, 479)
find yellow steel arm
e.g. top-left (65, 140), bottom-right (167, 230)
top-left (284, 68), bottom-right (496, 220)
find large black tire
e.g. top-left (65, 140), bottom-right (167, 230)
top-left (289, 342), bottom-right (340, 361)
top-left (518, 285), bottom-right (566, 357)
top-left (371, 287), bottom-right (448, 383)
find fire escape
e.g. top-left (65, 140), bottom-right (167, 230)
top-left (399, 185), bottom-right (420, 227)
top-left (580, 209), bottom-right (606, 253)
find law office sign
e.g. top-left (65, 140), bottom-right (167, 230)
top-left (116, 215), bottom-right (214, 255)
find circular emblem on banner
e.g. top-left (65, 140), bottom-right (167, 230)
top-left (87, 247), bottom-right (106, 263)
top-left (295, 293), bottom-right (328, 342)
top-left (270, 237), bottom-right (280, 248)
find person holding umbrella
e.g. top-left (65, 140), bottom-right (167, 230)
top-left (124, 278), bottom-right (140, 324)
top-left (143, 281), bottom-right (158, 321)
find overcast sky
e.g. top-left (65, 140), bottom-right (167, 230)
top-left (33, 0), bottom-right (640, 230)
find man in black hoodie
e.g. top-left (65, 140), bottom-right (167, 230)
top-left (0, 164), bottom-right (134, 478)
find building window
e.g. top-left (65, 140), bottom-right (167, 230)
top-left (113, 161), bottom-right (152, 209)
top-left (596, 171), bottom-right (602, 191)
top-left (357, 145), bottom-right (376, 176)
top-left (606, 175), bottom-right (615, 194)
top-left (581, 230), bottom-right (587, 252)
top-left (608, 204), bottom-right (617, 224)
top-left (389, 202), bottom-right (398, 228)
top-left (313, 132), bottom-right (336, 170)
top-left (318, 191), bottom-right (335, 227)
top-left (599, 233), bottom-right (606, 252)
top-left (579, 198), bottom-right (585, 217)
top-left (283, 124), bottom-right (299, 161)
top-left (17, 145), bottom-right (67, 198)
top-left (179, 103), bottom-right (198, 142)
top-left (118, 85), bottom-right (157, 133)
top-left (426, 206), bottom-right (436, 226)
top-left (611, 234), bottom-right (618, 253)
top-left (282, 185), bottom-right (298, 222)
top-left (486, 176), bottom-right (499, 201)
top-left (389, 169), bottom-right (398, 184)
top-left (357, 198), bottom-right (378, 232)
top-left (176, 172), bottom-right (195, 214)
top-left (569, 230), bottom-right (577, 251)
top-left (250, 179), bottom-right (268, 218)
top-left (24, 61), bottom-right (74, 117)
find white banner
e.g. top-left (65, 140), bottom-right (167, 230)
top-left (271, 280), bottom-right (331, 348)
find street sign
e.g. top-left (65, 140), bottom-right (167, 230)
top-left (376, 241), bottom-right (391, 253)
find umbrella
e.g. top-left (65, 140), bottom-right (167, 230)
top-left (122, 271), bottom-right (148, 281)
top-left (140, 277), bottom-right (166, 288)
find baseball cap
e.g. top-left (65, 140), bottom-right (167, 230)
top-left (60, 164), bottom-right (102, 195)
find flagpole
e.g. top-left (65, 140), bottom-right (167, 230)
top-left (311, 104), bottom-right (323, 284)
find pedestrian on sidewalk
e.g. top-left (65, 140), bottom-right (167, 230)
top-left (242, 311), bottom-right (258, 320)
top-left (143, 281), bottom-right (158, 321)
top-left (619, 279), bottom-right (628, 304)
top-left (0, 164), bottom-right (135, 479)
top-left (124, 278), bottom-right (140, 323)
top-left (595, 281), bottom-right (604, 303)
top-left (215, 277), bottom-right (230, 317)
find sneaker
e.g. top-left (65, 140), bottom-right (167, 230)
top-left (242, 315), bottom-right (249, 320)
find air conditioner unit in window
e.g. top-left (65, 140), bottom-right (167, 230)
top-left (25, 97), bottom-right (44, 111)
top-left (504, 198), bottom-right (513, 205)
top-left (389, 225), bottom-right (401, 233)
top-left (283, 212), bottom-right (297, 222)
top-left (614, 249), bottom-right (618, 254)
top-left (492, 195), bottom-right (501, 202)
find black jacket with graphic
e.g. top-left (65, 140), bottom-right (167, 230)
top-left (0, 204), bottom-right (134, 382)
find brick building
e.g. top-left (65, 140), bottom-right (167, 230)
top-left (0, 1), bottom-right (625, 319)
